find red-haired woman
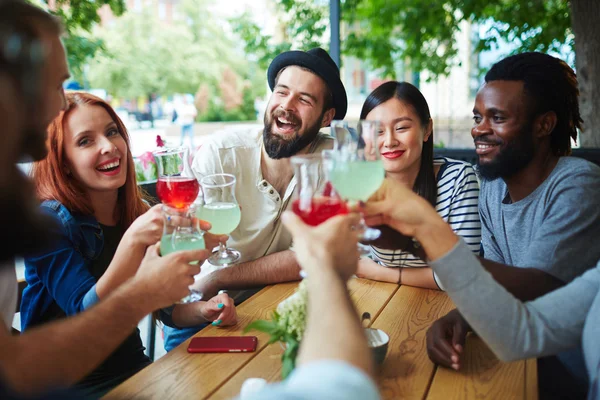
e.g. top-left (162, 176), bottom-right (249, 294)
top-left (20, 92), bottom-right (237, 397)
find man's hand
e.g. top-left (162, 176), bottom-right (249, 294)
top-left (282, 211), bottom-right (360, 280)
top-left (132, 243), bottom-right (207, 310)
top-left (426, 309), bottom-right (470, 370)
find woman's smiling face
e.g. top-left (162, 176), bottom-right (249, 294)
top-left (366, 97), bottom-right (431, 175)
top-left (63, 104), bottom-right (128, 195)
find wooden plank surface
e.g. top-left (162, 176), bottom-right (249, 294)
top-left (372, 286), bottom-right (455, 399)
top-left (105, 283), bottom-right (299, 400)
top-left (426, 336), bottom-right (531, 400)
top-left (525, 358), bottom-right (538, 400)
top-left (206, 278), bottom-right (398, 399)
top-left (106, 280), bottom-right (537, 400)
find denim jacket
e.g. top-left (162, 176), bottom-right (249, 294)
top-left (20, 200), bottom-right (103, 330)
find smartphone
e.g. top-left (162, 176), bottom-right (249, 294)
top-left (187, 336), bottom-right (258, 353)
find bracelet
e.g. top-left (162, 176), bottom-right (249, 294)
top-left (397, 268), bottom-right (403, 285)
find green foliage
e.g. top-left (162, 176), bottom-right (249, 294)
top-left (244, 282), bottom-right (308, 379)
top-left (197, 81), bottom-right (258, 123)
top-left (232, 0), bottom-right (573, 78)
top-left (87, 0), bottom-right (264, 117)
top-left (245, 311), bottom-right (301, 379)
top-left (230, 0), bottom-right (329, 71)
top-left (87, 8), bottom-right (220, 98)
top-left (31, 0), bottom-right (126, 83)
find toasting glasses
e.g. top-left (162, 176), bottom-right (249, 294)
top-left (160, 204), bottom-right (205, 303)
top-left (327, 120), bottom-right (385, 252)
top-left (154, 147), bottom-right (199, 209)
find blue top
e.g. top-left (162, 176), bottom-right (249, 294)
top-left (21, 200), bottom-right (102, 327)
top-left (242, 360), bottom-right (380, 400)
top-left (20, 200), bottom-right (150, 396)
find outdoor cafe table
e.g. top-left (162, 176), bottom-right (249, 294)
top-left (106, 279), bottom-right (538, 400)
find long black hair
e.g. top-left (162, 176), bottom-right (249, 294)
top-left (360, 81), bottom-right (436, 206)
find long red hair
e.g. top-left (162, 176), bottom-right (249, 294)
top-left (33, 91), bottom-right (150, 229)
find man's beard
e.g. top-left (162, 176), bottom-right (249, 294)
top-left (19, 125), bottom-right (49, 162)
top-left (0, 167), bottom-right (56, 265)
top-left (477, 123), bottom-right (535, 181)
top-left (263, 109), bottom-right (324, 159)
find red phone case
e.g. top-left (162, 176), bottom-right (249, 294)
top-left (187, 336), bottom-right (258, 353)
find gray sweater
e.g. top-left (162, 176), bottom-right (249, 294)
top-left (431, 240), bottom-right (600, 399)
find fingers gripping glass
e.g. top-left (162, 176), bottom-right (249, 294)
top-left (291, 153), bottom-right (349, 278)
top-left (198, 173), bottom-right (242, 266)
top-left (161, 204), bottom-right (205, 303)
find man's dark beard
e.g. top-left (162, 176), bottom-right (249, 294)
top-left (477, 124), bottom-right (535, 181)
top-left (20, 125), bottom-right (49, 162)
top-left (0, 168), bottom-right (56, 265)
top-left (263, 109), bottom-right (324, 159)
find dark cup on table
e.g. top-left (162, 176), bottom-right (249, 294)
top-left (365, 327), bottom-right (390, 365)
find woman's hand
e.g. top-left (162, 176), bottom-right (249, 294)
top-left (124, 204), bottom-right (164, 248)
top-left (356, 258), bottom-right (392, 281)
top-left (198, 292), bottom-right (237, 327)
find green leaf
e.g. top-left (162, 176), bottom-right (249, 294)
top-left (281, 354), bottom-right (296, 379)
top-left (233, 0), bottom-right (574, 79)
top-left (244, 319), bottom-right (281, 335)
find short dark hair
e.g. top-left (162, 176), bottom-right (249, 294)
top-left (360, 81), bottom-right (436, 206)
top-left (274, 66), bottom-right (334, 115)
top-left (0, 0), bottom-right (62, 37)
top-left (485, 52), bottom-right (581, 156)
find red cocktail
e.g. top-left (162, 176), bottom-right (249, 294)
top-left (156, 176), bottom-right (199, 209)
top-left (292, 196), bottom-right (348, 226)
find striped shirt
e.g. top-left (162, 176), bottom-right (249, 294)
top-left (370, 157), bottom-right (481, 287)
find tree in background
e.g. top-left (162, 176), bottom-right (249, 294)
top-left (87, 8), bottom-right (219, 98)
top-left (32, 0), bottom-right (125, 83)
top-left (86, 0), bottom-right (265, 121)
top-left (232, 0), bottom-right (600, 146)
top-left (197, 68), bottom-right (257, 122)
top-left (231, 0), bottom-right (328, 71)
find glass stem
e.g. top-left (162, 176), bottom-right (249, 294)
top-left (219, 241), bottom-right (228, 256)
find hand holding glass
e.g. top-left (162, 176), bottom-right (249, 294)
top-left (291, 153), bottom-right (349, 277)
top-left (160, 204), bottom-right (205, 303)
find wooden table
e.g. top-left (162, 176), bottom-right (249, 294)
top-left (106, 279), bottom-right (538, 399)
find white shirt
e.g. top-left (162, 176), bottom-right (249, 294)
top-left (0, 262), bottom-right (17, 331)
top-left (177, 103), bottom-right (197, 126)
top-left (240, 360), bottom-right (380, 400)
top-left (187, 129), bottom-right (333, 283)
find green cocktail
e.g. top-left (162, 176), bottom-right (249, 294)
top-left (196, 202), bottom-right (241, 235)
top-left (160, 232), bottom-right (205, 264)
top-left (328, 160), bottom-right (385, 201)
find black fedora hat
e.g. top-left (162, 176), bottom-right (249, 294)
top-left (267, 47), bottom-right (347, 120)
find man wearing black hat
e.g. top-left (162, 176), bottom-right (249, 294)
top-left (169, 48), bottom-right (347, 351)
